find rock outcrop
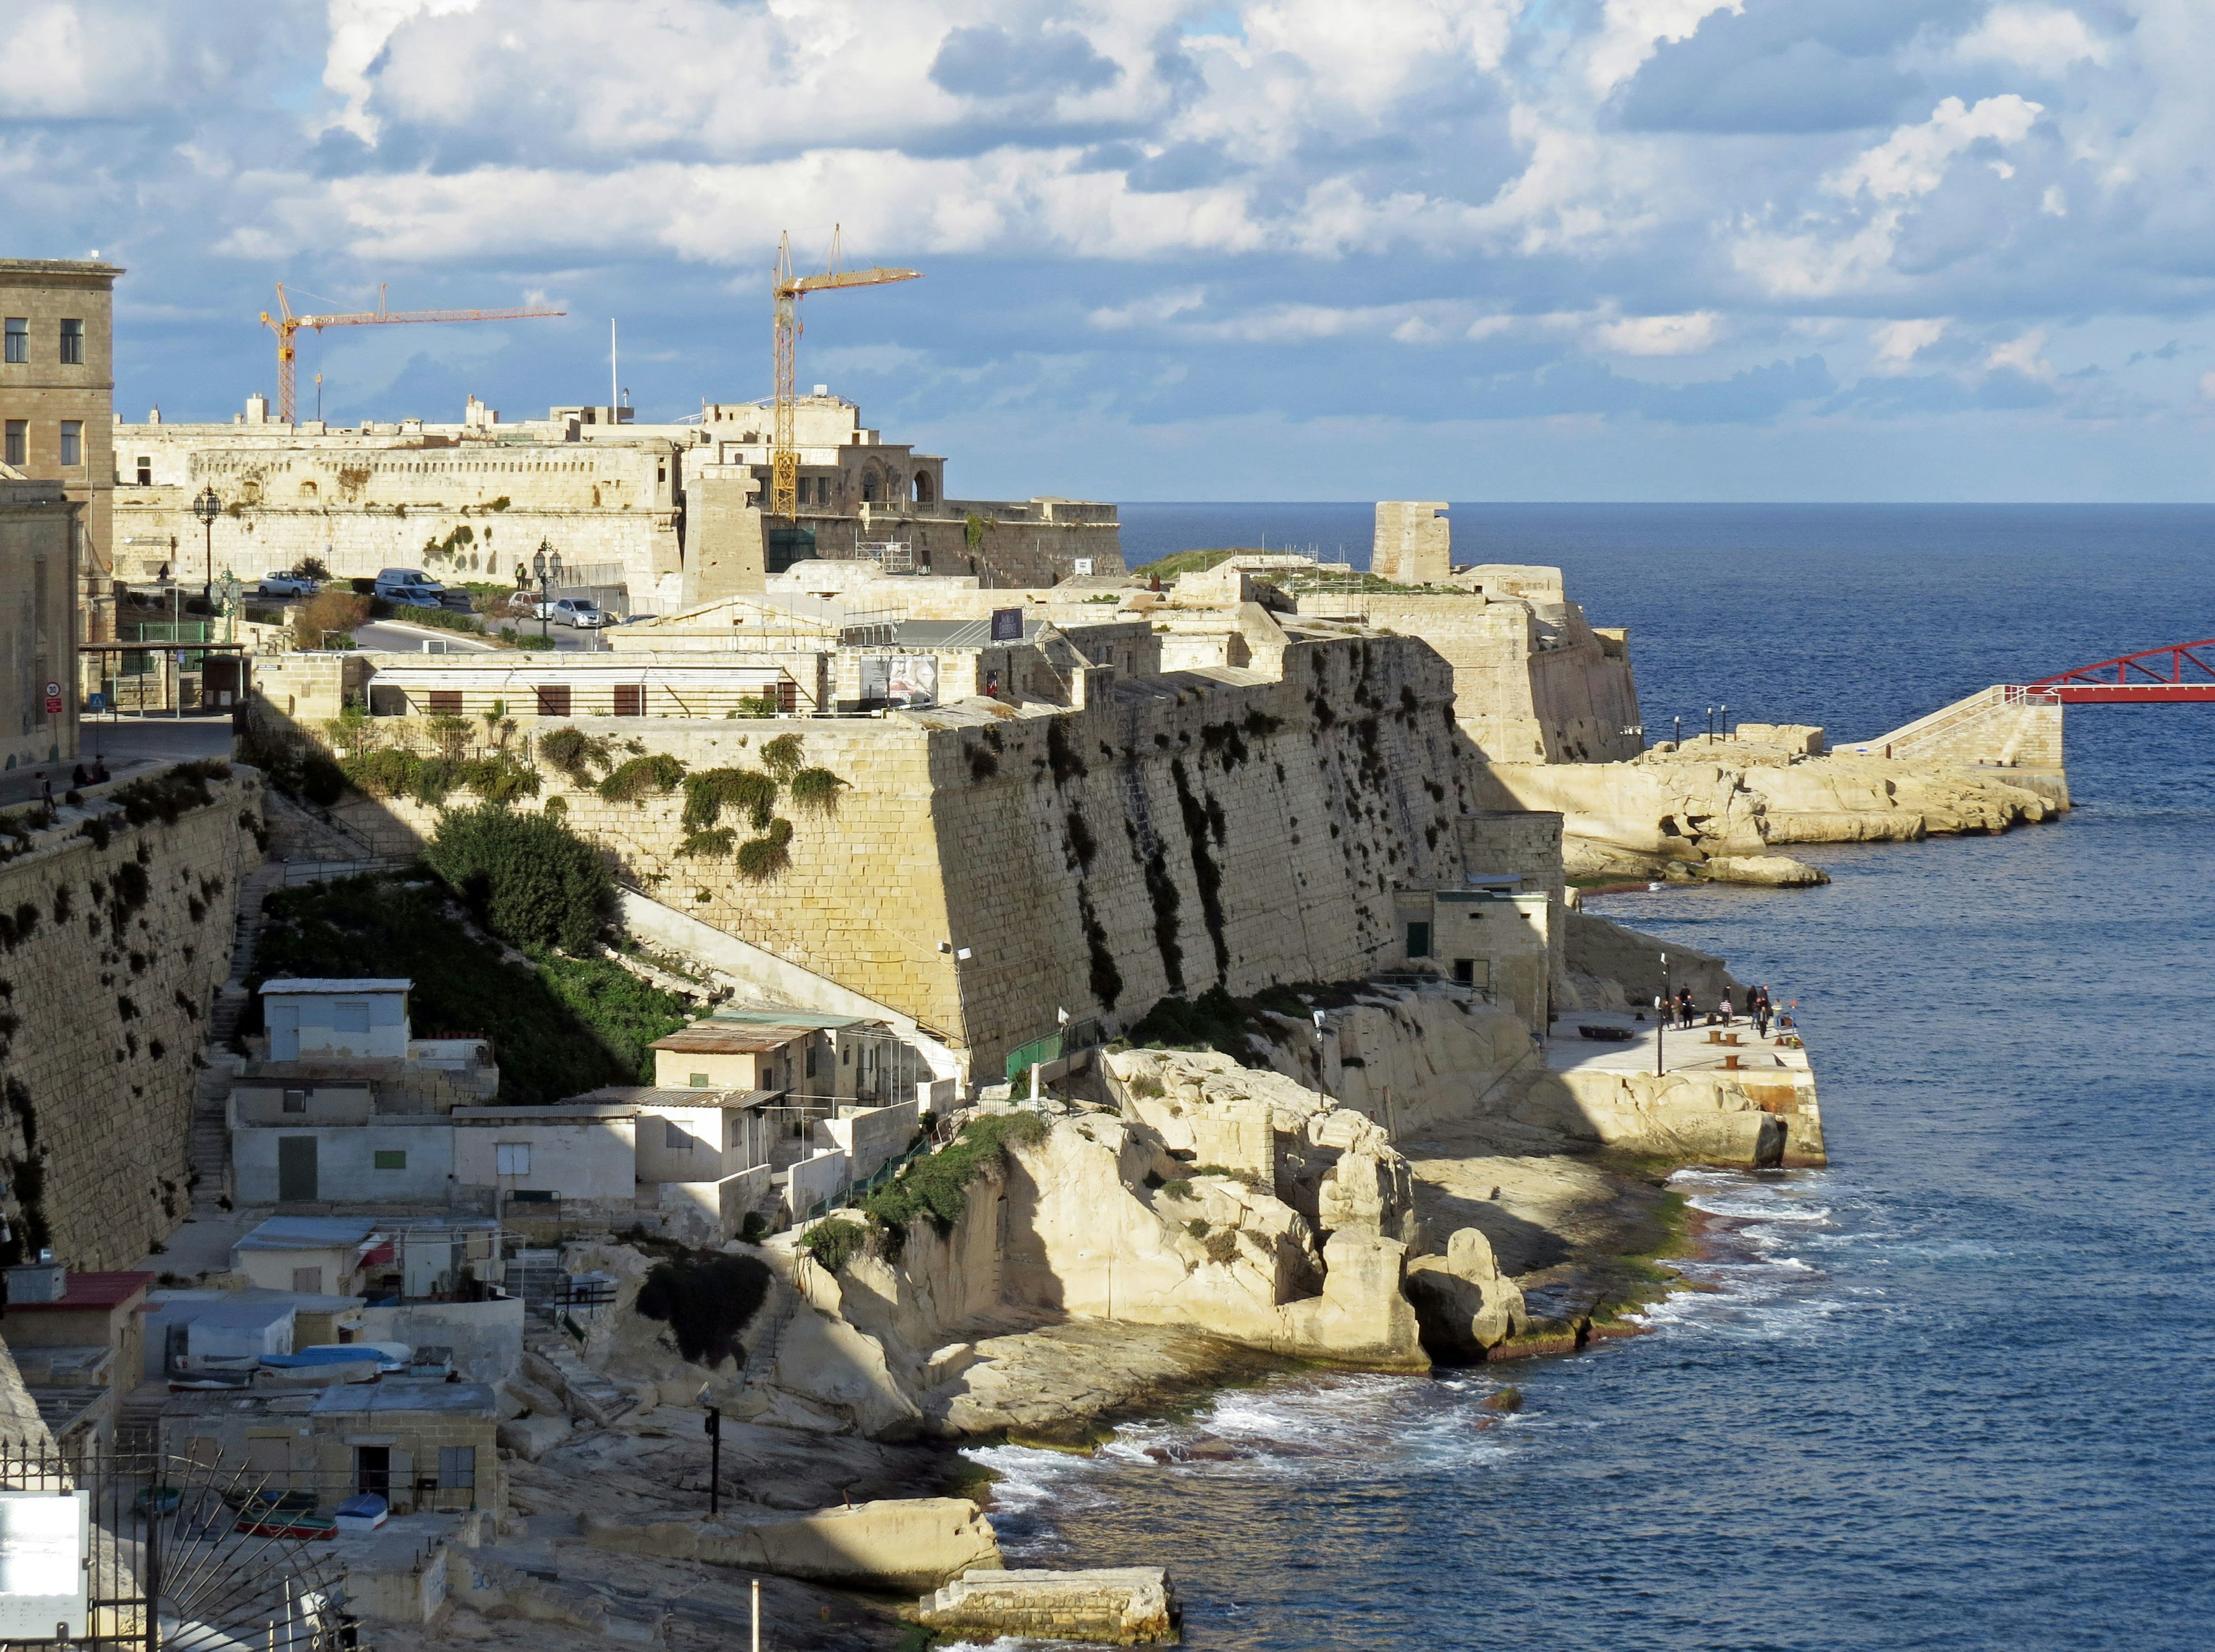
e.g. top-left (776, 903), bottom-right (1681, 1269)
top-left (1406, 1227), bottom-right (1529, 1358)
top-left (909, 1567), bottom-right (1180, 1646)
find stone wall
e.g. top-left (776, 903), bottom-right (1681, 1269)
top-left (0, 766), bottom-right (264, 1267)
top-left (1865, 686), bottom-right (2065, 770)
top-left (332, 633), bottom-right (1529, 1073)
top-left (0, 477), bottom-right (80, 771)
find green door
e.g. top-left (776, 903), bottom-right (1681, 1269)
top-left (277, 1136), bottom-right (318, 1203)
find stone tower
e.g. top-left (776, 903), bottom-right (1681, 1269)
top-left (1373, 501), bottom-right (1450, 585)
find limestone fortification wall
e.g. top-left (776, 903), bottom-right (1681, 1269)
top-left (1865, 687), bottom-right (2065, 770)
top-left (0, 768), bottom-right (263, 1268)
top-left (336, 635), bottom-right (1528, 1073)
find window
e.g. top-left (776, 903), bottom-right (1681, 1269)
top-left (663, 1118), bottom-right (690, 1150)
top-left (426, 690), bottom-right (463, 715)
top-left (374, 1149), bottom-right (407, 1170)
top-left (58, 422), bottom-right (81, 467)
top-left (1453, 959), bottom-right (1475, 987)
top-left (495, 1142), bottom-right (530, 1176)
top-left (2, 422), bottom-right (22, 468)
top-left (535, 684), bottom-right (570, 717)
top-left (331, 999), bottom-right (371, 1034)
top-left (2, 320), bottom-right (24, 365)
top-left (1406, 921), bottom-right (1431, 960)
top-left (136, 458), bottom-right (152, 485)
top-left (291, 1267), bottom-right (324, 1294)
top-left (281, 1089), bottom-right (307, 1114)
top-left (437, 1445), bottom-right (476, 1491)
top-left (688, 1071), bottom-right (709, 1088)
top-left (612, 684), bottom-right (644, 716)
top-left (58, 320), bottom-right (84, 365)
top-left (805, 1043), bottom-right (817, 1079)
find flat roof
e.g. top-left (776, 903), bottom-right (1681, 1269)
top-left (3, 1271), bottom-right (152, 1313)
top-left (572, 1086), bottom-right (780, 1110)
top-left (261, 979), bottom-right (411, 996)
top-left (651, 1023), bottom-right (813, 1054)
top-left (236, 1217), bottom-right (377, 1250)
top-left (707, 1008), bottom-right (873, 1031)
top-left (311, 1380), bottom-right (497, 1417)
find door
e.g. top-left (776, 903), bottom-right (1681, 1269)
top-left (277, 1135), bottom-right (318, 1202)
top-left (354, 1446), bottom-right (390, 1501)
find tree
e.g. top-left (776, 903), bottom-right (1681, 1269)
top-left (424, 805), bottom-right (612, 954)
top-left (291, 588), bottom-right (369, 652)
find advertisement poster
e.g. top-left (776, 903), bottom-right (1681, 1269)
top-left (861, 655), bottom-right (938, 708)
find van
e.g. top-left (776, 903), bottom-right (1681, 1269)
top-left (374, 568), bottom-right (446, 600)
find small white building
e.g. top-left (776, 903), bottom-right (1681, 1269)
top-left (262, 979), bottom-right (412, 1061)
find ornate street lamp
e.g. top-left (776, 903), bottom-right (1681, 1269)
top-left (529, 541), bottom-right (563, 643)
top-left (191, 486), bottom-right (222, 610)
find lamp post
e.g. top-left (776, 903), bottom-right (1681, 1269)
top-left (1705, 705), bottom-right (1714, 744)
top-left (1720, 703), bottom-right (1729, 741)
top-left (699, 1384), bottom-right (722, 1515)
top-left (191, 486), bottom-right (222, 611)
top-left (530, 541), bottom-right (562, 643)
top-left (1657, 952), bottom-right (1669, 1077)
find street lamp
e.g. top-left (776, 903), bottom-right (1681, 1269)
top-left (191, 486), bottom-right (222, 611)
top-left (1657, 951), bottom-right (1669, 1077)
top-left (697, 1384), bottom-right (722, 1515)
top-left (529, 541), bottom-right (562, 643)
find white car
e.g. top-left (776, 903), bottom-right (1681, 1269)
top-left (257, 572), bottom-right (319, 598)
top-left (532, 598), bottom-right (613, 629)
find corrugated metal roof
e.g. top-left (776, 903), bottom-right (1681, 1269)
top-left (260, 979), bottom-right (411, 995)
top-left (650, 1023), bottom-right (814, 1054)
top-left (236, 1217), bottom-right (378, 1250)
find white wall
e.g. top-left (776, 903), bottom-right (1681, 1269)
top-left (356, 1297), bottom-right (525, 1384)
top-left (450, 1118), bottom-right (636, 1200)
top-left (234, 1124), bottom-right (457, 1204)
top-left (266, 988), bottom-right (410, 1061)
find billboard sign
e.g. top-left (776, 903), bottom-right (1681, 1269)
top-left (0, 1492), bottom-right (89, 1638)
top-left (859, 655), bottom-right (939, 708)
top-left (989, 607), bottom-right (1023, 642)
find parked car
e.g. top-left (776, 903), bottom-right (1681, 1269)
top-left (382, 588), bottom-right (444, 609)
top-left (374, 568), bottom-right (446, 602)
top-left (256, 571), bottom-right (319, 598)
top-left (532, 598), bottom-right (613, 629)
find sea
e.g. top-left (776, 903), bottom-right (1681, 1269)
top-left (960, 505), bottom-right (2215, 1650)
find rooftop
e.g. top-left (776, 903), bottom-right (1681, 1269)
top-left (2, 1271), bottom-right (152, 1313)
top-left (570, 1086), bottom-right (781, 1110)
top-left (261, 978), bottom-right (412, 996)
top-left (650, 1022), bottom-right (816, 1055)
top-left (235, 1217), bottom-right (377, 1251)
top-left (311, 1379), bottom-right (498, 1417)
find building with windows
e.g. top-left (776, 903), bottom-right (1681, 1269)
top-left (0, 468), bottom-right (78, 769)
top-left (0, 258), bottom-right (119, 643)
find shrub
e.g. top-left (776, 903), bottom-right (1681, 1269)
top-left (291, 589), bottom-right (369, 651)
top-left (683, 768), bottom-right (776, 831)
top-left (798, 1218), bottom-right (868, 1275)
top-left (786, 767), bottom-right (847, 814)
top-left (735, 818), bottom-right (793, 880)
top-left (759, 732), bottom-right (806, 780)
top-left (596, 753), bottom-right (686, 804)
top-left (538, 726), bottom-right (612, 786)
top-left (633, 1253), bottom-right (774, 1366)
top-left (679, 828), bottom-right (735, 858)
top-left (859, 1112), bottom-right (1047, 1258)
top-left (424, 804), bottom-right (612, 954)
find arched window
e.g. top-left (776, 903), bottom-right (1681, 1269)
top-left (914, 470), bottom-right (934, 504)
top-left (862, 470), bottom-right (880, 503)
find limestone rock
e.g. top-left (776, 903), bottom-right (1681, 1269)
top-left (497, 1412), bottom-right (570, 1462)
top-left (910, 1567), bottom-right (1179, 1646)
top-left (1703, 854), bottom-right (1830, 887)
top-left (1406, 1227), bottom-right (1527, 1357)
top-left (581, 1497), bottom-right (1002, 1591)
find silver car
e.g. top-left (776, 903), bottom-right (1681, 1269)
top-left (257, 572), bottom-right (320, 598)
top-left (532, 598), bottom-right (613, 629)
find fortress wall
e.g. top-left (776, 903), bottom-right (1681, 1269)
top-left (342, 636), bottom-right (1500, 1072)
top-left (0, 769), bottom-right (264, 1268)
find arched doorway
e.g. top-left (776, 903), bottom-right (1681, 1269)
top-left (914, 470), bottom-right (935, 504)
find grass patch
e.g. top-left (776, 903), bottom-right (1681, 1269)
top-left (1132, 549), bottom-right (1239, 581)
top-left (250, 875), bottom-right (691, 1103)
top-left (797, 1218), bottom-right (867, 1275)
top-left (860, 1112), bottom-right (1049, 1259)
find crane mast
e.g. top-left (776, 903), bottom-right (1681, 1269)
top-left (258, 283), bottom-right (566, 426)
top-left (770, 228), bottom-right (921, 519)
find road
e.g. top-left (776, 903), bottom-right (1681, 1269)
top-left (355, 617), bottom-right (610, 655)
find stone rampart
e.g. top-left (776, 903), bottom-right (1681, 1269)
top-left (0, 766), bottom-right (264, 1267)
top-left (328, 633), bottom-right (1529, 1074)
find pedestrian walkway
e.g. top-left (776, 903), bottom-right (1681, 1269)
top-left (1545, 1008), bottom-right (1811, 1079)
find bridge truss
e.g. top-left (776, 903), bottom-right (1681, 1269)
top-left (2023, 639), bottom-right (2215, 703)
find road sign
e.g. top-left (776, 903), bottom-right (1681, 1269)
top-left (42, 696), bottom-right (62, 717)
top-left (86, 694), bottom-right (105, 712)
top-left (42, 681), bottom-right (58, 699)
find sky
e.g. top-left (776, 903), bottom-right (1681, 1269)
top-left (6, 0), bottom-right (2215, 502)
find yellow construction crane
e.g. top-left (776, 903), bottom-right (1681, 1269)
top-left (772, 227), bottom-right (921, 518)
top-left (258, 283), bottom-right (566, 427)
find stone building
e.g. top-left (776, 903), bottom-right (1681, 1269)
top-left (0, 468), bottom-right (80, 769)
top-left (109, 389), bottom-right (1120, 614)
top-left (0, 258), bottom-right (118, 644)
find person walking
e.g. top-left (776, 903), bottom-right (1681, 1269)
top-left (1718, 989), bottom-right (1735, 1026)
top-left (1677, 985), bottom-right (1695, 1029)
top-left (1755, 987), bottom-right (1773, 1039)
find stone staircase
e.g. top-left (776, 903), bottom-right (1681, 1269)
top-left (191, 863), bottom-right (285, 1216)
top-left (521, 1335), bottom-right (640, 1429)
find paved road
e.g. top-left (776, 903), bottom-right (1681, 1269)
top-left (356, 617), bottom-right (608, 654)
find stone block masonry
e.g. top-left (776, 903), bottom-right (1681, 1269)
top-left (0, 767), bottom-right (264, 1268)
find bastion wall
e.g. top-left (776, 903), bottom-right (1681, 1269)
top-left (0, 769), bottom-right (264, 1268)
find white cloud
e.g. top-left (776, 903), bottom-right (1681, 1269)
top-left (1828, 96), bottom-right (2045, 201)
top-left (2041, 184), bottom-right (2068, 216)
top-left (1956, 6), bottom-right (2111, 75)
top-left (1584, 0), bottom-right (1745, 96)
top-left (1593, 311), bottom-right (1720, 355)
top-left (1871, 318), bottom-right (1949, 371)
top-left (323, 0), bottom-right (483, 140)
top-left (1088, 288), bottom-right (1208, 330)
top-left (1986, 329), bottom-right (2056, 381)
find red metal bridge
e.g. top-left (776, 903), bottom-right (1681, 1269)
top-left (2022, 640), bottom-right (2215, 703)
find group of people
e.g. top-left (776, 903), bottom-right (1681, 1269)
top-left (1661, 982), bottom-right (1780, 1037)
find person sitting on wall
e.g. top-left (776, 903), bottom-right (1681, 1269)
top-left (70, 763), bottom-right (88, 789)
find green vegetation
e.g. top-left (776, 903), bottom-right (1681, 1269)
top-left (1132, 549), bottom-right (1238, 581)
top-left (682, 768), bottom-right (775, 831)
top-left (251, 875), bottom-right (692, 1102)
top-left (678, 827), bottom-right (735, 859)
top-left (339, 748), bottom-right (539, 808)
top-left (538, 726), bottom-right (613, 786)
top-left (797, 1218), bottom-right (867, 1274)
top-left (596, 753), bottom-right (686, 804)
top-left (735, 817), bottom-right (793, 880)
top-left (859, 1112), bottom-right (1047, 1259)
top-left (423, 805), bottom-right (613, 953)
top-left (787, 767), bottom-right (847, 814)
top-left (759, 733), bottom-right (805, 779)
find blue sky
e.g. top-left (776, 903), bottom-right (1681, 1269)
top-left (7, 0), bottom-right (2214, 501)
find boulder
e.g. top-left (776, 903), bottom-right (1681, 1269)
top-left (1703, 854), bottom-right (1829, 887)
top-left (581, 1497), bottom-right (1003, 1592)
top-left (496, 1412), bottom-right (570, 1462)
top-left (909, 1567), bottom-right (1178, 1646)
top-left (1406, 1227), bottom-right (1528, 1358)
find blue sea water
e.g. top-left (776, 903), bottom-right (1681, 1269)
top-left (968, 505), bottom-right (2215, 1650)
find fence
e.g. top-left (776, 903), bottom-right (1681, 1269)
top-left (0, 1446), bottom-right (347, 1651)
